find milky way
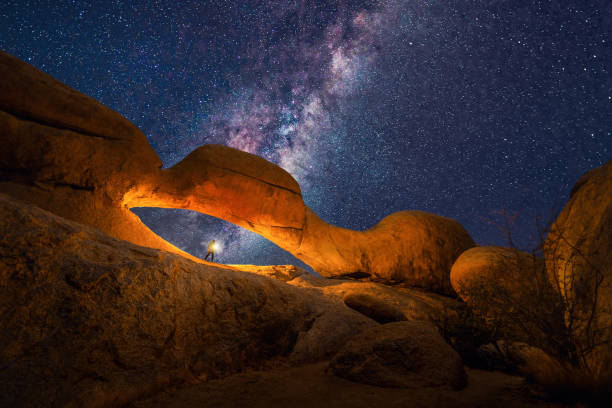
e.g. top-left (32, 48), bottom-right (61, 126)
top-left (2, 1), bottom-right (611, 268)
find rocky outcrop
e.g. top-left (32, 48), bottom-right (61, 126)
top-left (0, 50), bottom-right (474, 292)
top-left (328, 321), bottom-right (467, 389)
top-left (450, 246), bottom-right (543, 305)
top-left (449, 246), bottom-right (563, 341)
top-left (545, 157), bottom-right (612, 373)
top-left (286, 273), bottom-right (463, 324)
top-left (0, 50), bottom-right (192, 260)
top-left (477, 341), bottom-right (563, 379)
top-left (233, 261), bottom-right (465, 329)
top-left (292, 210), bottom-right (475, 294)
top-left (342, 293), bottom-right (408, 324)
top-left (228, 264), bottom-right (307, 282)
top-left (0, 194), bottom-right (376, 407)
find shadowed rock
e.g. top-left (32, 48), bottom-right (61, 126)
top-left (343, 292), bottom-right (408, 323)
top-left (328, 321), bottom-right (467, 389)
top-left (0, 50), bottom-right (475, 293)
top-left (249, 266), bottom-right (466, 331)
top-left (545, 157), bottom-right (612, 373)
top-left (450, 246), bottom-right (567, 353)
top-left (0, 194), bottom-right (376, 407)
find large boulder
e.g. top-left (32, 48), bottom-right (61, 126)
top-left (0, 50), bottom-right (474, 292)
top-left (0, 194), bottom-right (376, 407)
top-left (295, 210), bottom-right (475, 294)
top-left (0, 50), bottom-right (191, 259)
top-left (450, 246), bottom-right (543, 305)
top-left (545, 157), bottom-right (612, 373)
top-left (286, 273), bottom-right (464, 324)
top-left (342, 292), bottom-right (408, 324)
top-left (328, 321), bottom-right (467, 389)
top-left (450, 246), bottom-right (563, 346)
top-left (476, 341), bottom-right (563, 379)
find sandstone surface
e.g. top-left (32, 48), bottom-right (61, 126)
top-left (228, 261), bottom-right (465, 329)
top-left (292, 210), bottom-right (475, 294)
top-left (0, 194), bottom-right (376, 407)
top-left (0, 50), bottom-right (191, 260)
top-left (0, 50), bottom-right (474, 292)
top-left (228, 264), bottom-right (307, 282)
top-left (342, 292), bottom-right (408, 324)
top-left (545, 157), bottom-right (612, 373)
top-left (287, 273), bottom-right (463, 324)
top-left (328, 321), bottom-right (467, 389)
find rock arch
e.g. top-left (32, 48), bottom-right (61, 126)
top-left (0, 51), bottom-right (475, 294)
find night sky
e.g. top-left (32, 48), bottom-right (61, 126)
top-left (2, 1), bottom-right (611, 269)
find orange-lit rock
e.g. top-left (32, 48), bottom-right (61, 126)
top-left (449, 246), bottom-right (547, 324)
top-left (450, 246), bottom-right (542, 303)
top-left (235, 266), bottom-right (464, 327)
top-left (228, 264), bottom-right (307, 282)
top-left (0, 194), bottom-right (376, 407)
top-left (545, 157), bottom-right (612, 373)
top-left (450, 246), bottom-right (564, 346)
top-left (0, 50), bottom-right (191, 260)
top-left (129, 145), bottom-right (475, 293)
top-left (283, 273), bottom-right (463, 325)
top-left (291, 209), bottom-right (475, 294)
top-left (0, 50), bottom-right (475, 293)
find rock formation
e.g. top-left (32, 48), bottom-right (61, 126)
top-left (450, 246), bottom-right (543, 304)
top-left (328, 321), bottom-right (467, 389)
top-left (342, 292), bottom-right (408, 324)
top-left (449, 246), bottom-right (564, 342)
top-left (0, 50), bottom-right (475, 293)
top-left (0, 194), bottom-right (377, 407)
top-left (0, 50), bottom-right (189, 259)
top-left (227, 264), bottom-right (307, 282)
top-left (477, 341), bottom-right (563, 384)
top-left (545, 157), bottom-right (612, 373)
top-left (209, 262), bottom-right (464, 327)
top-left (283, 273), bottom-right (463, 324)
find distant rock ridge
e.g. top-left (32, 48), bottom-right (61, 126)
top-left (0, 50), bottom-right (475, 294)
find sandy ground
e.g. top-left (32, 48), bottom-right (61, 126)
top-left (132, 362), bottom-right (568, 408)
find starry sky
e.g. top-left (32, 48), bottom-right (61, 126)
top-left (1, 0), bottom-right (611, 269)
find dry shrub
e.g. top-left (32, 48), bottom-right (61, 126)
top-left (432, 304), bottom-right (493, 368)
top-left (453, 213), bottom-right (611, 406)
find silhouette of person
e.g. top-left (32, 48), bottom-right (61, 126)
top-left (204, 239), bottom-right (216, 262)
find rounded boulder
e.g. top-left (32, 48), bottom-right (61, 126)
top-left (328, 321), bottom-right (467, 389)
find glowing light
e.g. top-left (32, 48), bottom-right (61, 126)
top-left (211, 242), bottom-right (221, 252)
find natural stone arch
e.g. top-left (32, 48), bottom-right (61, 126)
top-left (0, 50), bottom-right (475, 294)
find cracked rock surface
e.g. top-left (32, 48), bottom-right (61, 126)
top-left (328, 321), bottom-right (467, 389)
top-left (0, 194), bottom-right (376, 407)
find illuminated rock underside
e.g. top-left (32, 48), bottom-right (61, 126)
top-left (0, 50), bottom-right (475, 294)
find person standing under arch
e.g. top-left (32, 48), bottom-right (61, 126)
top-left (205, 239), bottom-right (217, 262)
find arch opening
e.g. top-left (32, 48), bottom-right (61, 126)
top-left (131, 207), bottom-right (313, 271)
